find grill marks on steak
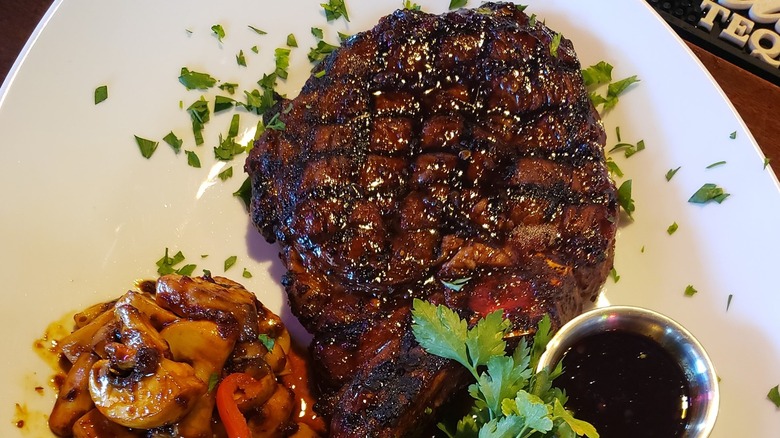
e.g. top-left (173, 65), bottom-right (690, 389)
top-left (245, 3), bottom-right (618, 436)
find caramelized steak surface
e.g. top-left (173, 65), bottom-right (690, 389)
top-left (245, 3), bottom-right (618, 436)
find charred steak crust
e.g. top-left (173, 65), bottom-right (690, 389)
top-left (245, 3), bottom-right (618, 436)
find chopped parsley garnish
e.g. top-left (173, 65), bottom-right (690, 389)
top-left (667, 222), bottom-right (678, 235)
top-left (234, 177), bottom-right (252, 210)
top-left (218, 82), bottom-right (238, 95)
top-left (211, 24), bottom-right (226, 43)
top-left (448, 0), bottom-right (467, 9)
top-left (609, 139), bottom-right (645, 158)
top-left (321, 0), bottom-right (350, 21)
top-left (684, 285), bottom-right (698, 297)
top-left (258, 334), bottom-right (275, 351)
top-left (274, 48), bottom-right (291, 80)
top-left (311, 27), bottom-right (324, 39)
top-left (179, 67), bottom-right (217, 90)
top-left (218, 166), bottom-right (233, 181)
top-left (134, 135), bottom-right (159, 159)
top-left (224, 255), bottom-right (238, 271)
top-left (242, 268), bottom-right (253, 278)
top-left (403, 0), bottom-right (422, 10)
top-left (308, 40), bottom-right (339, 66)
top-left (163, 131), bottom-right (183, 154)
top-left (287, 33), bottom-right (298, 47)
top-left (582, 61), bottom-right (639, 111)
top-left (706, 161), bottom-right (726, 169)
top-left (214, 95), bottom-right (235, 113)
top-left (94, 85), bottom-right (108, 104)
top-left (214, 135), bottom-right (245, 161)
top-left (186, 150), bottom-right (201, 168)
top-left (441, 277), bottom-right (471, 291)
top-left (187, 97), bottom-right (210, 145)
top-left (688, 183), bottom-right (729, 204)
top-left (265, 113), bottom-right (286, 131)
top-left (248, 25), bottom-right (267, 35)
top-left (768, 386), bottom-right (780, 407)
top-left (207, 373), bottom-right (219, 392)
top-left (610, 267), bottom-right (620, 283)
top-left (581, 61), bottom-right (613, 87)
top-left (529, 14), bottom-right (537, 26)
top-left (228, 113), bottom-right (240, 138)
top-left (251, 45), bottom-right (259, 54)
top-left (516, 4), bottom-right (528, 12)
top-left (729, 131), bottom-right (737, 139)
top-left (763, 158), bottom-right (771, 169)
top-left (411, 300), bottom-right (598, 438)
top-left (236, 50), bottom-right (246, 67)
top-left (726, 294), bottom-right (733, 311)
top-left (187, 97), bottom-right (210, 124)
top-left (665, 166), bottom-right (681, 181)
top-left (617, 179), bottom-right (635, 218)
top-left (605, 157), bottom-right (623, 177)
top-left (550, 33), bottom-right (562, 57)
top-left (156, 248), bottom-right (197, 275)
top-left (338, 32), bottom-right (351, 43)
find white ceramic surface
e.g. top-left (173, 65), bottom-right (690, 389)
top-left (1, 0), bottom-right (778, 436)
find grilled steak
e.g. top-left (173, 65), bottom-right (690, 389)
top-left (245, 3), bottom-right (618, 436)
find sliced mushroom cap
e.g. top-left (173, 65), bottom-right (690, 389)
top-left (160, 320), bottom-right (238, 437)
top-left (88, 357), bottom-right (206, 429)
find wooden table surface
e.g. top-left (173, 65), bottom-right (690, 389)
top-left (2, 0), bottom-right (779, 175)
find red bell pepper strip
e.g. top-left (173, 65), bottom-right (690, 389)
top-left (216, 373), bottom-right (256, 438)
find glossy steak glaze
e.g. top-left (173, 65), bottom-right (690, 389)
top-left (245, 3), bottom-right (618, 436)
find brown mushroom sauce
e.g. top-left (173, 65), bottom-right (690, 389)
top-left (45, 274), bottom-right (326, 438)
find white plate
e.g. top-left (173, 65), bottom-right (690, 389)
top-left (1, 0), bottom-right (778, 436)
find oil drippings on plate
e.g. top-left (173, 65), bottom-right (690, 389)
top-left (557, 330), bottom-right (690, 438)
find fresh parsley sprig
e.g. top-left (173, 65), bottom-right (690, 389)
top-left (411, 299), bottom-right (599, 438)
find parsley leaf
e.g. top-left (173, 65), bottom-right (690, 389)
top-left (706, 161), bottom-right (726, 169)
top-left (581, 61), bottom-right (613, 87)
top-left (768, 386), bottom-right (780, 407)
top-left (218, 166), bottom-right (233, 181)
top-left (224, 255), bottom-right (238, 271)
top-left (236, 50), bottom-right (246, 67)
top-left (449, 0), bottom-right (467, 9)
top-left (684, 285), bottom-right (698, 297)
top-left (186, 150), bottom-right (201, 168)
top-left (218, 82), bottom-right (238, 95)
top-left (729, 131), bottom-right (737, 139)
top-left (688, 183), bottom-right (729, 204)
top-left (94, 85), bottom-right (108, 104)
top-left (274, 48), bottom-right (291, 80)
top-left (163, 131), bottom-right (183, 154)
top-left (441, 277), bottom-right (471, 291)
top-left (134, 135), bottom-right (159, 159)
top-left (617, 179), bottom-right (635, 218)
top-left (667, 222), bottom-right (679, 235)
top-left (321, 0), bottom-right (350, 21)
top-left (258, 334), bottom-right (275, 351)
top-left (156, 248), bottom-right (190, 275)
top-left (248, 25), bottom-right (267, 35)
top-left (214, 95), bottom-right (235, 113)
top-left (403, 0), bottom-right (422, 10)
top-left (242, 267), bottom-right (253, 278)
top-left (287, 33), bottom-right (298, 48)
top-left (550, 33), bottom-right (562, 57)
top-left (179, 67), bottom-right (217, 90)
top-left (234, 177), bottom-right (252, 210)
top-left (211, 24), bottom-right (225, 43)
top-left (665, 166), bottom-right (681, 181)
top-left (412, 300), bottom-right (597, 437)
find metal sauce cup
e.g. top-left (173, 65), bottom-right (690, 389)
top-left (537, 305), bottom-right (719, 437)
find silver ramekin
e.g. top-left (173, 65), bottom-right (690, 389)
top-left (537, 305), bottom-right (719, 437)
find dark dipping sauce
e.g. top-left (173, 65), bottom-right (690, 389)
top-left (557, 330), bottom-right (690, 438)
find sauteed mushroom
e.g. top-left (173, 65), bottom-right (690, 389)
top-left (46, 274), bottom-right (323, 437)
